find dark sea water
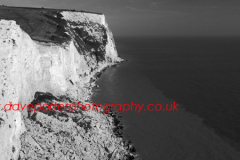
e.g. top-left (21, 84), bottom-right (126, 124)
top-left (92, 37), bottom-right (240, 160)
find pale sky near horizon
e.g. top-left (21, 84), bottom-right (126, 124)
top-left (1, 0), bottom-right (240, 37)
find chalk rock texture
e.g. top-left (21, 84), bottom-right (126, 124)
top-left (20, 92), bottom-right (133, 160)
top-left (0, 8), bottom-right (132, 160)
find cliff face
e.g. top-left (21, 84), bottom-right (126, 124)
top-left (0, 9), bottom-right (133, 160)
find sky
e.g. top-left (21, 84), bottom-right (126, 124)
top-left (1, 0), bottom-right (240, 37)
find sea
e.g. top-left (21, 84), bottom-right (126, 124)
top-left (92, 36), bottom-right (240, 160)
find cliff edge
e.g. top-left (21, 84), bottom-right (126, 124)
top-left (0, 6), bottom-right (134, 160)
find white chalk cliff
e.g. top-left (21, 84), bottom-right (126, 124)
top-left (0, 10), bottom-right (134, 160)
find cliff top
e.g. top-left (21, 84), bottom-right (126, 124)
top-left (0, 5), bottom-right (103, 15)
top-left (0, 5), bottom-right (103, 43)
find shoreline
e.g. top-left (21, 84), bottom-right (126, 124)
top-left (89, 59), bottom-right (138, 159)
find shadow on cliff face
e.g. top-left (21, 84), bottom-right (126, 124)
top-left (70, 21), bottom-right (108, 63)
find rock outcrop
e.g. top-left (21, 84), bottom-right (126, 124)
top-left (20, 92), bottom-right (133, 160)
top-left (0, 7), bottom-right (134, 160)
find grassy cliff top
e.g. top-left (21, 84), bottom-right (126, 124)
top-left (0, 5), bottom-right (102, 43)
